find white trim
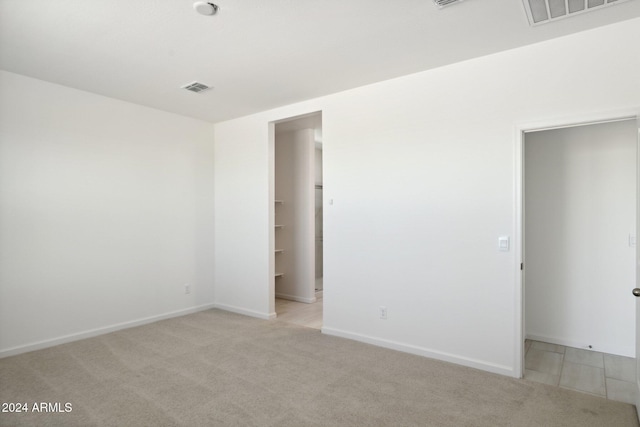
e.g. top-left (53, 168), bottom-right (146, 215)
top-left (322, 327), bottom-right (515, 377)
top-left (513, 123), bottom-right (525, 379)
top-left (214, 302), bottom-right (276, 320)
top-left (0, 303), bottom-right (217, 358)
top-left (275, 293), bottom-right (317, 304)
top-left (269, 120), bottom-right (277, 316)
top-left (514, 107), bottom-right (640, 379)
top-left (515, 110), bottom-right (638, 135)
top-left (635, 121), bottom-right (640, 422)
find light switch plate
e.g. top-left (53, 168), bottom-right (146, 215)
top-left (498, 236), bottom-right (510, 252)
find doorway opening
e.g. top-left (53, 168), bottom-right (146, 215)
top-left (515, 114), bottom-right (639, 403)
top-left (269, 111), bottom-right (323, 329)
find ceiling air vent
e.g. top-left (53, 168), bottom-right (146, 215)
top-left (522, 0), bottom-right (633, 25)
top-left (433, 0), bottom-right (463, 7)
top-left (182, 81), bottom-right (211, 93)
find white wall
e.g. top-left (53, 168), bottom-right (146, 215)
top-left (0, 71), bottom-right (216, 356)
top-left (213, 116), bottom-right (273, 318)
top-left (274, 129), bottom-right (316, 303)
top-left (525, 120), bottom-right (637, 357)
top-left (213, 18), bottom-right (640, 376)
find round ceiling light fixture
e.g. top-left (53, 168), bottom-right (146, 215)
top-left (193, 2), bottom-right (218, 16)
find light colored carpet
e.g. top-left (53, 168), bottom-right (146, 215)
top-left (0, 309), bottom-right (638, 426)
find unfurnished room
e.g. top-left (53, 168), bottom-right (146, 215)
top-left (2, 1), bottom-right (640, 426)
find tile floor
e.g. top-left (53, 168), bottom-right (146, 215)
top-left (525, 339), bottom-right (637, 404)
top-left (275, 293), bottom-right (323, 329)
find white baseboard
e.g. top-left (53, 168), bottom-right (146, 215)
top-left (213, 302), bottom-right (276, 320)
top-left (525, 333), bottom-right (634, 358)
top-left (0, 303), bottom-right (217, 359)
top-left (322, 326), bottom-right (515, 378)
top-left (275, 293), bottom-right (316, 304)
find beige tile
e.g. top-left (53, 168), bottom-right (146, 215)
top-left (604, 354), bottom-right (636, 382)
top-left (306, 319), bottom-right (323, 329)
top-left (524, 369), bottom-right (560, 386)
top-left (275, 298), bottom-right (322, 329)
top-left (528, 341), bottom-right (636, 405)
top-left (525, 348), bottom-right (563, 375)
top-left (564, 347), bottom-right (604, 369)
top-left (531, 341), bottom-right (565, 354)
top-left (606, 378), bottom-right (637, 405)
top-left (560, 361), bottom-right (606, 396)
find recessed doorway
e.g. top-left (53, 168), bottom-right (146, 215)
top-left (270, 112), bottom-right (323, 329)
top-left (515, 114), bottom-right (639, 384)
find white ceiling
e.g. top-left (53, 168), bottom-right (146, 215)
top-left (1, 0), bottom-right (639, 123)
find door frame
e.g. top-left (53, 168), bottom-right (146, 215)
top-left (268, 111), bottom-right (323, 317)
top-left (513, 108), bottom-right (640, 380)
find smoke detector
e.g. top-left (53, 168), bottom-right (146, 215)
top-left (522, 0), bottom-right (633, 25)
top-left (182, 82), bottom-right (212, 94)
top-left (193, 2), bottom-right (218, 16)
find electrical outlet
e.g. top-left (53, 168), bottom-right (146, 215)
top-left (185, 284), bottom-right (191, 294)
top-left (379, 306), bottom-right (387, 320)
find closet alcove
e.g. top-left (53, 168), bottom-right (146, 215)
top-left (273, 113), bottom-right (323, 307)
